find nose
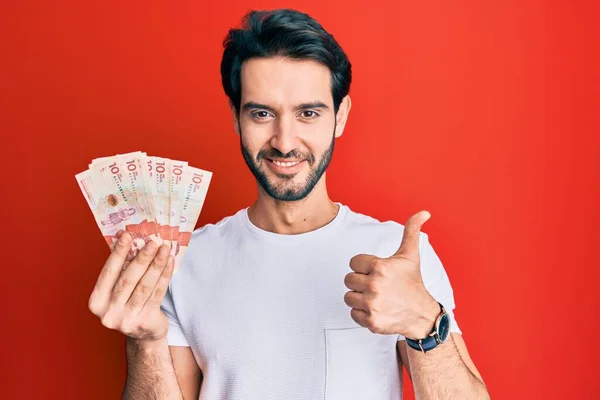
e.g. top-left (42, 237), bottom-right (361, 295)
top-left (269, 116), bottom-right (301, 156)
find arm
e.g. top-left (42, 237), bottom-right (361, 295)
top-left (123, 325), bottom-right (202, 399)
top-left (398, 332), bottom-right (489, 399)
top-left (88, 233), bottom-right (200, 400)
top-left (345, 213), bottom-right (489, 399)
top-left (123, 338), bottom-right (184, 399)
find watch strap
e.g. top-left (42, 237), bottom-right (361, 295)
top-left (405, 302), bottom-right (445, 353)
top-left (405, 334), bottom-right (440, 353)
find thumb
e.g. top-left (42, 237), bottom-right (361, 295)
top-left (393, 210), bottom-right (431, 261)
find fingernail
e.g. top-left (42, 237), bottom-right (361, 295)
top-left (144, 241), bottom-right (157, 253)
top-left (158, 245), bottom-right (170, 257)
top-left (118, 233), bottom-right (131, 244)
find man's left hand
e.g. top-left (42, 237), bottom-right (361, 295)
top-left (344, 210), bottom-right (441, 339)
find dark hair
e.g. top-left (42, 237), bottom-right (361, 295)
top-left (220, 9), bottom-right (352, 113)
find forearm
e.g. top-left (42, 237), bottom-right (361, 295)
top-left (407, 335), bottom-right (489, 400)
top-left (123, 337), bottom-right (183, 400)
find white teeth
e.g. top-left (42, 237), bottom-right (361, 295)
top-left (273, 160), bottom-right (300, 167)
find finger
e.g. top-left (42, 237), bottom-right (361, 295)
top-left (349, 254), bottom-right (379, 274)
top-left (110, 240), bottom-right (160, 305)
top-left (344, 272), bottom-right (371, 293)
top-left (394, 210), bottom-right (431, 260)
top-left (144, 255), bottom-right (175, 308)
top-left (344, 291), bottom-right (369, 312)
top-left (89, 233), bottom-right (133, 314)
top-left (350, 308), bottom-right (369, 328)
top-left (126, 244), bottom-right (171, 315)
top-left (108, 230), bottom-right (125, 251)
top-left (121, 260), bottom-right (131, 272)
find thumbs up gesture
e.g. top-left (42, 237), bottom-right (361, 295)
top-left (344, 211), bottom-right (441, 339)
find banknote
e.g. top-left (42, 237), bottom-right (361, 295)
top-left (173, 166), bottom-right (212, 272)
top-left (167, 160), bottom-right (188, 256)
top-left (147, 156), bottom-right (172, 245)
top-left (86, 155), bottom-right (161, 260)
top-left (76, 152), bottom-right (212, 271)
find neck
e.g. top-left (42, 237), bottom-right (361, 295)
top-left (247, 175), bottom-right (339, 235)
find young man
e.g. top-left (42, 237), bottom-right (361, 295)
top-left (88, 9), bottom-right (489, 400)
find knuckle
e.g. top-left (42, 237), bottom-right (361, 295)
top-left (344, 273), bottom-right (354, 287)
top-left (133, 246), bottom-right (155, 265)
top-left (370, 259), bottom-right (387, 274)
top-left (100, 315), bottom-right (116, 329)
top-left (127, 293), bottom-right (143, 308)
top-left (365, 293), bottom-right (381, 311)
top-left (134, 253), bottom-right (151, 266)
top-left (114, 239), bottom-right (130, 252)
top-left (88, 299), bottom-right (101, 316)
top-left (343, 291), bottom-right (352, 304)
top-left (137, 318), bottom-right (154, 333)
top-left (97, 266), bottom-right (109, 281)
top-left (154, 246), bottom-right (169, 263)
top-left (114, 277), bottom-right (131, 293)
top-left (149, 259), bottom-right (165, 273)
top-left (119, 320), bottom-right (134, 335)
top-left (367, 280), bottom-right (380, 293)
top-left (367, 317), bottom-right (381, 333)
top-left (350, 308), bottom-right (360, 322)
top-left (365, 298), bottom-right (375, 311)
top-left (143, 241), bottom-right (158, 255)
top-left (150, 285), bottom-right (166, 302)
top-left (137, 283), bottom-right (153, 296)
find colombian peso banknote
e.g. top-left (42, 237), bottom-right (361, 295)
top-left (76, 152), bottom-right (212, 273)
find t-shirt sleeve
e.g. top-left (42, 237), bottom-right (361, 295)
top-left (160, 282), bottom-right (190, 347)
top-left (398, 232), bottom-right (462, 341)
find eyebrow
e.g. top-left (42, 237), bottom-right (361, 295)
top-left (242, 101), bottom-right (330, 112)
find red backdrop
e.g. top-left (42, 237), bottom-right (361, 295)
top-left (1, 1), bottom-right (599, 398)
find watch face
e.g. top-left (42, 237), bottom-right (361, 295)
top-left (438, 313), bottom-right (451, 343)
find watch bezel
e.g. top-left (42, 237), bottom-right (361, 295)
top-left (435, 311), bottom-right (451, 343)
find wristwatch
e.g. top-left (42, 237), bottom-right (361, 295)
top-left (405, 302), bottom-right (450, 353)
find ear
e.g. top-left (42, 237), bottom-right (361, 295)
top-left (334, 95), bottom-right (352, 139)
top-left (229, 100), bottom-right (240, 135)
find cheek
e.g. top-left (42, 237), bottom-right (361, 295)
top-left (310, 126), bottom-right (335, 153)
top-left (240, 122), bottom-right (272, 149)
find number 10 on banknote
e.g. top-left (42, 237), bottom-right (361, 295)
top-left (75, 151), bottom-right (212, 273)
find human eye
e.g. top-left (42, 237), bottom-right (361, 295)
top-left (300, 110), bottom-right (319, 119)
top-left (250, 110), bottom-right (273, 120)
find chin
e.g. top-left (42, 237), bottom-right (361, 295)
top-left (259, 179), bottom-right (304, 201)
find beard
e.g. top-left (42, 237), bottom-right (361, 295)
top-left (240, 126), bottom-right (336, 202)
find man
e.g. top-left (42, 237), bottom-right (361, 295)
top-left (88, 9), bottom-right (489, 399)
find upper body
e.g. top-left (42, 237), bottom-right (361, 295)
top-left (161, 202), bottom-right (462, 399)
top-left (89, 8), bottom-right (489, 400)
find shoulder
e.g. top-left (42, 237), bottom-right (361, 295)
top-left (342, 204), bottom-right (431, 257)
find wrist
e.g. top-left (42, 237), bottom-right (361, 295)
top-left (127, 336), bottom-right (169, 354)
top-left (405, 296), bottom-right (440, 339)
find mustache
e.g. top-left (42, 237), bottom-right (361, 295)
top-left (257, 148), bottom-right (315, 164)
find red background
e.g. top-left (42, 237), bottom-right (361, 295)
top-left (1, 1), bottom-right (599, 398)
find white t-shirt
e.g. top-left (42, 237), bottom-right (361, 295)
top-left (161, 203), bottom-right (461, 400)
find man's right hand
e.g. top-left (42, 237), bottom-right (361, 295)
top-left (88, 232), bottom-right (175, 342)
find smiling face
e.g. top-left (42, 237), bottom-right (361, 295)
top-left (233, 57), bottom-right (351, 202)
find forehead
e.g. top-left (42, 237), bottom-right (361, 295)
top-left (240, 57), bottom-right (332, 106)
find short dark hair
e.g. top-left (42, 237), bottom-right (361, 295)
top-left (220, 9), bottom-right (352, 113)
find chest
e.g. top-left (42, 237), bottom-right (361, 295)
top-left (176, 243), bottom-right (365, 364)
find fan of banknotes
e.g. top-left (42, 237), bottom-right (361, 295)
top-left (75, 151), bottom-right (212, 273)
